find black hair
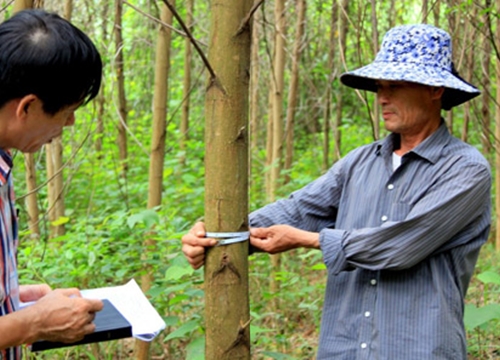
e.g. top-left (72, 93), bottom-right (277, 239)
top-left (0, 9), bottom-right (102, 114)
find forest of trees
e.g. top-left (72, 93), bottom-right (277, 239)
top-left (1, 0), bottom-right (500, 358)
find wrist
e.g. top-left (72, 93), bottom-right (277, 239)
top-left (301, 231), bottom-right (320, 249)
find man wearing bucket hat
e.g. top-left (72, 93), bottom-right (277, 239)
top-left (182, 24), bottom-right (491, 359)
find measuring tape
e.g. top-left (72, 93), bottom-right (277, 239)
top-left (205, 231), bottom-right (250, 246)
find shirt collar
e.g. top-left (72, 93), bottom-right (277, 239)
top-left (376, 120), bottom-right (451, 164)
top-left (0, 149), bottom-right (13, 187)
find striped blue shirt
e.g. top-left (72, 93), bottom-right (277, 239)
top-left (250, 122), bottom-right (491, 359)
top-left (0, 149), bottom-right (20, 360)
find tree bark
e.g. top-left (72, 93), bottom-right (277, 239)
top-left (203, 0), bottom-right (252, 357)
top-left (460, 13), bottom-right (477, 143)
top-left (135, 3), bottom-right (173, 359)
top-left (179, 0), bottom-right (193, 166)
top-left (250, 9), bottom-right (261, 153)
top-left (495, 0), bottom-right (500, 250)
top-left (370, 0), bottom-right (379, 140)
top-left (14, 0), bottom-right (39, 240)
top-left (334, 0), bottom-right (348, 161)
top-left (95, 1), bottom-right (110, 155)
top-left (115, 0), bottom-right (128, 177)
top-left (323, 0), bottom-right (337, 170)
top-left (421, 0), bottom-right (428, 23)
top-left (46, 0), bottom-right (72, 239)
top-left (480, 1), bottom-right (492, 158)
top-left (269, 0), bottom-right (286, 201)
top-left (284, 0), bottom-right (305, 183)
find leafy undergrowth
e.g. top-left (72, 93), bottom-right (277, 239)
top-left (17, 234), bottom-right (500, 359)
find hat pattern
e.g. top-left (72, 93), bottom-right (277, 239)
top-left (340, 24), bottom-right (480, 109)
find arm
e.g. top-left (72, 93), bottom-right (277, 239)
top-left (181, 159), bottom-right (345, 267)
top-left (321, 161), bottom-right (491, 274)
top-left (0, 288), bottom-right (103, 349)
top-left (250, 225), bottom-right (320, 253)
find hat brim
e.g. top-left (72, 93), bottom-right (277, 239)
top-left (340, 61), bottom-right (480, 110)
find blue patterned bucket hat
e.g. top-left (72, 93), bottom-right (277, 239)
top-left (340, 24), bottom-right (480, 110)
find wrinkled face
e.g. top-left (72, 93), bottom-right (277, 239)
top-left (17, 100), bottom-right (78, 153)
top-left (376, 80), bottom-right (441, 136)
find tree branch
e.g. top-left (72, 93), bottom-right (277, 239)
top-left (236, 0), bottom-right (265, 36)
top-left (160, 0), bottom-right (216, 81)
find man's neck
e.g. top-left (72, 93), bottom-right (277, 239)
top-left (394, 118), bottom-right (441, 156)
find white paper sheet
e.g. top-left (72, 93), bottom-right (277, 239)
top-left (81, 279), bottom-right (166, 341)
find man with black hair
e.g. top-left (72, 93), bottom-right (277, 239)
top-left (0, 9), bottom-right (103, 359)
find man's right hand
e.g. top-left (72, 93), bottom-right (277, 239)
top-left (181, 222), bottom-right (217, 269)
top-left (27, 288), bottom-right (103, 344)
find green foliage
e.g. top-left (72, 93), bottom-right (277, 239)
top-left (4, 0), bottom-right (500, 358)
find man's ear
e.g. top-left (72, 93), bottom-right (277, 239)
top-left (431, 86), bottom-right (445, 100)
top-left (15, 94), bottom-right (38, 119)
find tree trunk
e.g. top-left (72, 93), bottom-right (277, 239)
top-left (334, 0), bottom-right (348, 160)
top-left (480, 1), bottom-right (492, 158)
top-left (203, 0), bottom-right (252, 358)
top-left (14, 0), bottom-right (39, 241)
top-left (135, 3), bottom-right (173, 359)
top-left (284, 0), bottom-right (305, 184)
top-left (46, 0), bottom-right (72, 239)
top-left (323, 0), bottom-right (337, 170)
top-left (179, 0), bottom-right (193, 167)
top-left (269, 0), bottom-right (286, 201)
top-left (370, 0), bottom-right (379, 140)
top-left (445, 0), bottom-right (459, 133)
top-left (24, 155), bottom-right (40, 239)
top-left (13, 0), bottom-right (33, 12)
top-left (495, 0), bottom-right (500, 250)
top-left (433, 0), bottom-right (440, 26)
top-left (461, 14), bottom-right (477, 143)
top-left (115, 0), bottom-right (128, 177)
top-left (95, 1), bottom-right (110, 155)
top-left (421, 0), bottom-right (428, 23)
top-left (268, 0), bottom-right (287, 317)
top-left (250, 9), bottom-right (261, 153)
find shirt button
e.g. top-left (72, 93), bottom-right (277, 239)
top-left (381, 215), bottom-right (388, 222)
top-left (387, 184), bottom-right (394, 190)
top-left (364, 311), bottom-right (371, 317)
top-left (370, 279), bottom-right (377, 285)
top-left (361, 343), bottom-right (368, 349)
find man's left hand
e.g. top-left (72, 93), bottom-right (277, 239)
top-left (250, 225), bottom-right (320, 254)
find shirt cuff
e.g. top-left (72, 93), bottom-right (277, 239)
top-left (319, 228), bottom-right (350, 275)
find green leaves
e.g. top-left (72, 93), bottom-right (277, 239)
top-left (127, 209), bottom-right (160, 229)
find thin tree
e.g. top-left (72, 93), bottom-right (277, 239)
top-left (115, 0), bottom-right (128, 177)
top-left (460, 12), bottom-right (477, 143)
top-left (269, 0), bottom-right (286, 202)
top-left (14, 0), bottom-right (39, 239)
top-left (95, 2), bottom-right (110, 155)
top-left (334, 0), bottom-right (348, 160)
top-left (45, 0), bottom-right (71, 238)
top-left (179, 0), bottom-right (194, 164)
top-left (284, 0), bottom-right (305, 183)
top-left (422, 0), bottom-right (429, 23)
top-left (203, 0), bottom-right (253, 357)
top-left (250, 9), bottom-right (261, 152)
top-left (268, 0), bottom-right (286, 314)
top-left (495, 0), bottom-right (500, 250)
top-left (480, 0), bottom-right (492, 157)
top-left (135, 2), bottom-right (173, 359)
top-left (179, 0), bottom-right (193, 167)
top-left (323, 0), bottom-right (337, 170)
top-left (370, 0), bottom-right (379, 140)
